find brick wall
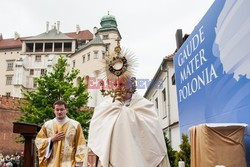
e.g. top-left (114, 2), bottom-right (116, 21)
top-left (0, 96), bottom-right (24, 155)
top-left (0, 96), bottom-right (94, 156)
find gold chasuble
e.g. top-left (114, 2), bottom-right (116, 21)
top-left (35, 116), bottom-right (87, 167)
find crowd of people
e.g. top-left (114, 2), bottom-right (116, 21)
top-left (0, 153), bottom-right (23, 167)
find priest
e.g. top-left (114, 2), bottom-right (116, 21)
top-left (35, 100), bottom-right (87, 167)
top-left (88, 41), bottom-right (170, 167)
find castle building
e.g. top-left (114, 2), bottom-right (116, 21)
top-left (0, 14), bottom-right (181, 153)
top-left (0, 14), bottom-right (121, 107)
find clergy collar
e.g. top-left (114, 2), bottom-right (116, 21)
top-left (54, 116), bottom-right (69, 124)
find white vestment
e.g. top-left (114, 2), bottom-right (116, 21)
top-left (88, 93), bottom-right (170, 167)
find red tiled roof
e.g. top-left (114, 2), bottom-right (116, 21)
top-left (165, 53), bottom-right (175, 60)
top-left (0, 38), bottom-right (22, 50)
top-left (66, 30), bottom-right (93, 41)
top-left (0, 30), bottom-right (93, 50)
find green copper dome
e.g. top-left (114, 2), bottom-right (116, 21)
top-left (99, 13), bottom-right (118, 30)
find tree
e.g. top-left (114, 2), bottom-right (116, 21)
top-left (19, 56), bottom-right (92, 138)
top-left (164, 134), bottom-right (177, 167)
top-left (174, 134), bottom-right (191, 167)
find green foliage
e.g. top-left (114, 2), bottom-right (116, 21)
top-left (164, 135), bottom-right (177, 167)
top-left (174, 134), bottom-right (191, 167)
top-left (19, 56), bottom-right (92, 138)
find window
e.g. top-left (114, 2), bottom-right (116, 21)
top-left (155, 97), bottom-right (159, 115)
top-left (82, 55), bottom-right (86, 63)
top-left (35, 55), bottom-right (41, 62)
top-left (64, 42), bottom-right (72, 52)
top-left (172, 74), bottom-right (176, 85)
top-left (162, 88), bottom-right (167, 117)
top-left (87, 53), bottom-right (90, 61)
top-left (26, 43), bottom-right (34, 52)
top-left (7, 62), bottom-right (14, 71)
top-left (33, 78), bottom-right (37, 88)
top-left (162, 88), bottom-right (166, 101)
top-left (73, 60), bottom-right (76, 68)
top-left (45, 43), bottom-right (52, 52)
top-left (94, 50), bottom-right (98, 59)
top-left (103, 35), bottom-right (109, 40)
top-left (102, 51), bottom-right (106, 59)
top-left (6, 75), bottom-right (13, 85)
top-left (41, 69), bottom-right (45, 75)
top-left (54, 43), bottom-right (62, 52)
top-left (105, 44), bottom-right (110, 53)
top-left (155, 98), bottom-right (158, 109)
top-left (35, 43), bottom-right (43, 52)
top-left (30, 69), bottom-right (34, 75)
top-left (6, 92), bottom-right (11, 97)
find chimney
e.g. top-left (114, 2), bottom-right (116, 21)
top-left (175, 29), bottom-right (183, 50)
top-left (76, 25), bottom-right (80, 34)
top-left (14, 32), bottom-right (20, 40)
top-left (93, 27), bottom-right (98, 38)
top-left (46, 21), bottom-right (49, 33)
top-left (0, 33), bottom-right (3, 40)
top-left (57, 21), bottom-right (60, 34)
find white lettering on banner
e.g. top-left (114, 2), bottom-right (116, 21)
top-left (178, 64), bottom-right (218, 102)
top-left (177, 25), bottom-right (218, 102)
top-left (178, 26), bottom-right (205, 67)
top-left (180, 49), bottom-right (207, 83)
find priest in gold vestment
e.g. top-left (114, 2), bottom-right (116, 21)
top-left (35, 100), bottom-right (87, 167)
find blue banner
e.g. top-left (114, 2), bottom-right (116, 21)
top-left (174, 0), bottom-right (250, 164)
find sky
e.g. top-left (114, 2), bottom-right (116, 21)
top-left (0, 0), bottom-right (214, 94)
